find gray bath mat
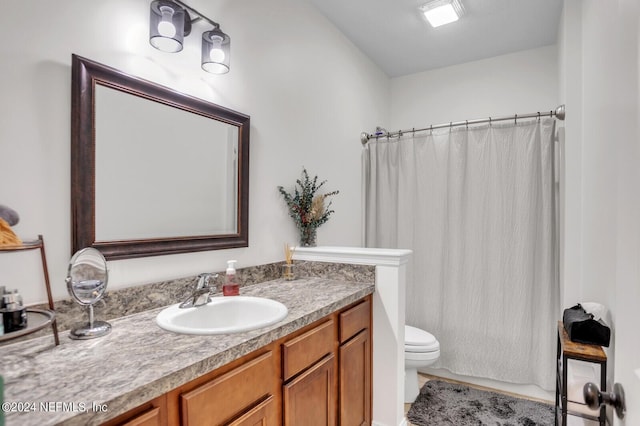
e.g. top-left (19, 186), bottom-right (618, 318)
top-left (407, 380), bottom-right (554, 425)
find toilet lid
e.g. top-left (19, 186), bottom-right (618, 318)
top-left (405, 325), bottom-right (439, 352)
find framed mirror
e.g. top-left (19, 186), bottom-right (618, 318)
top-left (71, 55), bottom-right (249, 260)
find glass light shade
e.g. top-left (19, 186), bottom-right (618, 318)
top-left (150, 0), bottom-right (187, 53)
top-left (202, 29), bottom-right (230, 74)
top-left (420, 0), bottom-right (462, 28)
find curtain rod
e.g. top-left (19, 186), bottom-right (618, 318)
top-left (360, 104), bottom-right (565, 145)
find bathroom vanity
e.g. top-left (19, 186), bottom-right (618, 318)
top-left (0, 277), bottom-right (373, 425)
top-left (105, 295), bottom-right (371, 426)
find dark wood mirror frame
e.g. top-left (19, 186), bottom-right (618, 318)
top-left (71, 54), bottom-right (249, 260)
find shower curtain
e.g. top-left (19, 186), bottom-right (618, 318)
top-left (363, 118), bottom-right (559, 390)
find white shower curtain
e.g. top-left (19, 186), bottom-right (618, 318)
top-left (363, 118), bottom-right (559, 390)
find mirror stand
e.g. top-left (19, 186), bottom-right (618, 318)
top-left (70, 304), bottom-right (111, 340)
top-left (66, 247), bottom-right (112, 340)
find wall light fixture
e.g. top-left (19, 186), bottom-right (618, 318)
top-left (149, 0), bottom-right (230, 74)
top-left (420, 0), bottom-right (463, 28)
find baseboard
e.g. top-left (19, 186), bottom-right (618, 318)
top-left (420, 368), bottom-right (554, 403)
top-left (371, 418), bottom-right (407, 426)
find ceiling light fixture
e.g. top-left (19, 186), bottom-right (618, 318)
top-left (149, 0), bottom-right (230, 74)
top-left (201, 28), bottom-right (230, 74)
top-left (420, 0), bottom-right (463, 28)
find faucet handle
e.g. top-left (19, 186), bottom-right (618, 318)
top-left (195, 273), bottom-right (218, 290)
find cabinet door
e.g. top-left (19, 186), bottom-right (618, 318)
top-left (283, 354), bottom-right (336, 426)
top-left (339, 329), bottom-right (371, 426)
top-left (227, 395), bottom-right (277, 426)
top-left (120, 407), bottom-right (162, 426)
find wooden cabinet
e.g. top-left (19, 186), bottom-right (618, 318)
top-left (104, 296), bottom-right (372, 426)
top-left (339, 329), bottom-right (371, 426)
top-left (179, 351), bottom-right (278, 426)
top-left (283, 319), bottom-right (335, 381)
top-left (120, 407), bottom-right (163, 426)
top-left (283, 354), bottom-right (336, 425)
top-left (282, 319), bottom-right (337, 425)
top-left (338, 300), bottom-right (372, 426)
top-left (281, 298), bottom-right (373, 426)
top-left (227, 395), bottom-right (276, 426)
top-left (101, 395), bottom-right (167, 426)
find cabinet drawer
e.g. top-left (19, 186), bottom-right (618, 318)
top-left (339, 299), bottom-right (370, 343)
top-left (181, 351), bottom-right (275, 425)
top-left (283, 320), bottom-right (335, 381)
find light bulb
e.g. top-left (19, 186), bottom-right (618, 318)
top-left (209, 36), bottom-right (225, 62)
top-left (158, 21), bottom-right (176, 37)
top-left (158, 6), bottom-right (176, 38)
top-left (210, 48), bottom-right (225, 62)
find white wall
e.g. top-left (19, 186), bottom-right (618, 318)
top-left (560, 1), bottom-right (640, 424)
top-left (0, 0), bottom-right (389, 304)
top-left (390, 45), bottom-right (558, 130)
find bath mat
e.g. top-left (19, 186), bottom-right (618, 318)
top-left (407, 380), bottom-right (554, 426)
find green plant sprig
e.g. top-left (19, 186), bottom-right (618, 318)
top-left (278, 168), bottom-right (339, 231)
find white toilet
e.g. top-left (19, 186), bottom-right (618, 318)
top-left (404, 325), bottom-right (440, 403)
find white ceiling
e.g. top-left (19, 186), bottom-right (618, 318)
top-left (306, 0), bottom-right (563, 77)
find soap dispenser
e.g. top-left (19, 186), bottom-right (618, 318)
top-left (223, 260), bottom-right (239, 296)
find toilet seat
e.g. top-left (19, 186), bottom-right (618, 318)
top-left (405, 349), bottom-right (440, 362)
top-left (405, 325), bottom-right (440, 353)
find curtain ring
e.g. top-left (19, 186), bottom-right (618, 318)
top-left (412, 127), bottom-right (415, 136)
top-left (465, 120), bottom-right (468, 129)
top-left (537, 111), bottom-right (541, 121)
top-left (489, 117), bottom-right (492, 126)
top-left (430, 125), bottom-right (433, 134)
top-left (514, 114), bottom-right (518, 124)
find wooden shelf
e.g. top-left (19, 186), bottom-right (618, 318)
top-left (0, 239), bottom-right (43, 252)
top-left (0, 235), bottom-right (59, 345)
top-left (558, 322), bottom-right (607, 362)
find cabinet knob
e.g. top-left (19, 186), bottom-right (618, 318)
top-left (583, 382), bottom-right (626, 419)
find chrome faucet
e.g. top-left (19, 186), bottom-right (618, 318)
top-left (179, 273), bottom-right (218, 309)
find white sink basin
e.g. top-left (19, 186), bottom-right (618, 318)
top-left (156, 296), bottom-right (288, 335)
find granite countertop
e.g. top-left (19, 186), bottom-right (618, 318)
top-left (0, 277), bottom-right (374, 426)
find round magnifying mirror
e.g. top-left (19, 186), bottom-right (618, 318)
top-left (65, 247), bottom-right (111, 339)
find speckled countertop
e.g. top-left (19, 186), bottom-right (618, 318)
top-left (0, 277), bottom-right (374, 426)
